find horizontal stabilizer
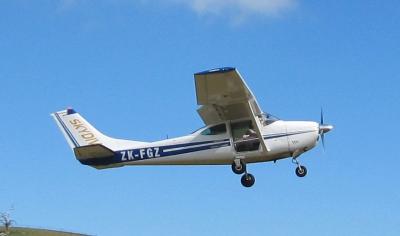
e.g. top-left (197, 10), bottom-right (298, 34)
top-left (73, 144), bottom-right (118, 168)
top-left (74, 144), bottom-right (115, 160)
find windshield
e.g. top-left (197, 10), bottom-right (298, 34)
top-left (191, 126), bottom-right (205, 134)
top-left (264, 113), bottom-right (279, 125)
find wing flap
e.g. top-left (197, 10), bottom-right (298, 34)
top-left (197, 105), bottom-right (222, 125)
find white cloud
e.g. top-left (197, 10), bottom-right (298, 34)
top-left (58, 0), bottom-right (79, 11)
top-left (57, 0), bottom-right (296, 22)
top-left (172, 0), bottom-right (296, 18)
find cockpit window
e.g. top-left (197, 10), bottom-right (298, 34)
top-left (264, 113), bottom-right (280, 125)
top-left (201, 124), bottom-right (227, 135)
top-left (191, 126), bottom-right (205, 134)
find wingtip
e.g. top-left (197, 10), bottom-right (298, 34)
top-left (194, 67), bottom-right (236, 76)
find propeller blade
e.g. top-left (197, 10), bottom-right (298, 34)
top-left (319, 107), bottom-right (330, 151)
top-left (320, 108), bottom-right (324, 125)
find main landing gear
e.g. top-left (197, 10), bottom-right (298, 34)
top-left (232, 160), bottom-right (255, 187)
top-left (231, 159), bottom-right (246, 174)
top-left (241, 173), bottom-right (255, 187)
top-left (292, 158), bottom-right (307, 177)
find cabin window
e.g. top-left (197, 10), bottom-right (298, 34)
top-left (201, 124), bottom-right (226, 135)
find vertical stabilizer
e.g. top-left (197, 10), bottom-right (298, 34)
top-left (51, 108), bottom-right (108, 148)
top-left (51, 108), bottom-right (148, 152)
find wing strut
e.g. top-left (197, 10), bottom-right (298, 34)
top-left (247, 100), bottom-right (270, 153)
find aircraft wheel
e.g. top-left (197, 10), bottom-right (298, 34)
top-left (241, 173), bottom-right (255, 187)
top-left (295, 165), bottom-right (307, 177)
top-left (231, 161), bottom-right (246, 175)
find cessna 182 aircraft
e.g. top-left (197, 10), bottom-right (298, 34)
top-left (52, 67), bottom-right (333, 187)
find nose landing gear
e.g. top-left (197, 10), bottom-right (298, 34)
top-left (292, 158), bottom-right (307, 177)
top-left (295, 165), bottom-right (307, 177)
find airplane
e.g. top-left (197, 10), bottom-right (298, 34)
top-left (51, 67), bottom-right (333, 187)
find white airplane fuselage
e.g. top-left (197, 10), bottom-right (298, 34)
top-left (88, 120), bottom-right (320, 169)
top-left (52, 67), bottom-right (334, 187)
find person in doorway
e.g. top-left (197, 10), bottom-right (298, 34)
top-left (243, 128), bottom-right (257, 139)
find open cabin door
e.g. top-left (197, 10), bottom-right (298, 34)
top-left (230, 120), bottom-right (261, 152)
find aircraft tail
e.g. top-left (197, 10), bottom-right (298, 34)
top-left (51, 108), bottom-right (147, 168)
top-left (51, 108), bottom-right (110, 148)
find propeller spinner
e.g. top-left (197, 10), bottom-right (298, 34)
top-left (319, 109), bottom-right (333, 149)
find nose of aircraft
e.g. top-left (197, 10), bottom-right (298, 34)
top-left (318, 122), bottom-right (333, 149)
top-left (319, 124), bottom-right (333, 134)
top-left (319, 109), bottom-right (333, 134)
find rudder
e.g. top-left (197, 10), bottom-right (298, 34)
top-left (51, 108), bottom-right (107, 148)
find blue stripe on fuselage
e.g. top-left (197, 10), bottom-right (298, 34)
top-left (263, 130), bottom-right (315, 140)
top-left (161, 139), bottom-right (230, 150)
top-left (116, 140), bottom-right (231, 162)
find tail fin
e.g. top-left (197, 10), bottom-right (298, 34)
top-left (51, 108), bottom-right (147, 168)
top-left (51, 108), bottom-right (110, 148)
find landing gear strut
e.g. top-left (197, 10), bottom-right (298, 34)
top-left (231, 159), bottom-right (255, 187)
top-left (231, 159), bottom-right (246, 174)
top-left (292, 158), bottom-right (307, 177)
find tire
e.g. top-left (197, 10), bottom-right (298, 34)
top-left (231, 161), bottom-right (246, 175)
top-left (241, 173), bottom-right (255, 187)
top-left (295, 165), bottom-right (307, 177)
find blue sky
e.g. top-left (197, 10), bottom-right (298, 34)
top-left (1, 0), bottom-right (399, 235)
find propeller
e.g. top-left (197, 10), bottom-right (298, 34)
top-left (319, 108), bottom-right (333, 150)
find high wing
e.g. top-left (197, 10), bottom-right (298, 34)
top-left (194, 67), bottom-right (270, 152)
